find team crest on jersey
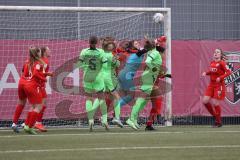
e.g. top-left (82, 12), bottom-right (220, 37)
top-left (36, 64), bottom-right (41, 70)
top-left (224, 52), bottom-right (240, 104)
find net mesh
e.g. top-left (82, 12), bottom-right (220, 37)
top-left (0, 9), bottom-right (169, 127)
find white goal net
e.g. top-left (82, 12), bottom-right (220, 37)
top-left (0, 6), bottom-right (171, 128)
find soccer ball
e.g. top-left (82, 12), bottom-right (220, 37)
top-left (153, 13), bottom-right (164, 23)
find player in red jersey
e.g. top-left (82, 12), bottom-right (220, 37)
top-left (202, 48), bottom-right (231, 127)
top-left (11, 50), bottom-right (34, 133)
top-left (12, 46), bottom-right (46, 134)
top-left (145, 36), bottom-right (171, 131)
top-left (34, 46), bottom-right (51, 132)
top-left (145, 71), bottom-right (172, 131)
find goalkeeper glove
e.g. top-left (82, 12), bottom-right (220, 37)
top-left (136, 49), bottom-right (148, 57)
top-left (164, 74), bottom-right (172, 78)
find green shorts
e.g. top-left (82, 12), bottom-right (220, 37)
top-left (140, 73), bottom-right (157, 95)
top-left (83, 79), bottom-right (104, 94)
top-left (103, 75), bottom-right (118, 92)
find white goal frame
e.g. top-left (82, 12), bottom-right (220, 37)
top-left (0, 6), bottom-right (172, 126)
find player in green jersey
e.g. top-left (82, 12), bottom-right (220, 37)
top-left (101, 40), bottom-right (124, 127)
top-left (126, 39), bottom-right (163, 130)
top-left (78, 36), bottom-right (109, 131)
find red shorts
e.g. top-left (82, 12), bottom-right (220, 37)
top-left (41, 87), bottom-right (47, 98)
top-left (25, 83), bottom-right (42, 104)
top-left (204, 84), bottom-right (226, 100)
top-left (18, 79), bottom-right (42, 104)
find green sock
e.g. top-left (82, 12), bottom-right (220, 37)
top-left (86, 99), bottom-right (93, 121)
top-left (130, 98), bottom-right (147, 121)
top-left (114, 100), bottom-right (121, 119)
top-left (99, 99), bottom-right (108, 124)
top-left (86, 99), bottom-right (100, 121)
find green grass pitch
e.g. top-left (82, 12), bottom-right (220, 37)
top-left (0, 126), bottom-right (240, 160)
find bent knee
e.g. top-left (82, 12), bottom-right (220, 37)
top-left (202, 96), bottom-right (210, 104)
top-left (211, 99), bottom-right (220, 106)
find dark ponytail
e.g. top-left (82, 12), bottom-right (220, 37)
top-left (89, 36), bottom-right (98, 49)
top-left (40, 46), bottom-right (48, 57)
top-left (144, 40), bottom-right (155, 51)
top-left (217, 48), bottom-right (227, 61)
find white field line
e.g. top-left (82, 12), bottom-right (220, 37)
top-left (1, 145), bottom-right (240, 153)
top-left (1, 130), bottom-right (240, 138)
top-left (0, 131), bottom-right (183, 138)
top-left (0, 125), bottom-right (239, 132)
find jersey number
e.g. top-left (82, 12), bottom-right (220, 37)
top-left (88, 58), bottom-right (96, 70)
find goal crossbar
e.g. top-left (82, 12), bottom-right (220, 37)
top-left (0, 6), bottom-right (170, 12)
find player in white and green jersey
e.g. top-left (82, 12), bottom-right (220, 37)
top-left (101, 41), bottom-right (124, 127)
top-left (126, 40), bottom-right (163, 130)
top-left (78, 36), bottom-right (109, 131)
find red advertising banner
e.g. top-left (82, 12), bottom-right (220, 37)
top-left (0, 40), bottom-right (239, 120)
top-left (172, 40), bottom-right (240, 116)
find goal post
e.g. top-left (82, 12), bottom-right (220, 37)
top-left (0, 6), bottom-right (172, 127)
top-left (163, 9), bottom-right (172, 126)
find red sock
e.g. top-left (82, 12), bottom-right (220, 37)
top-left (25, 111), bottom-right (32, 125)
top-left (146, 113), bottom-right (155, 127)
top-left (146, 97), bottom-right (162, 127)
top-left (28, 111), bottom-right (38, 128)
top-left (204, 103), bottom-right (216, 117)
top-left (36, 106), bottom-right (46, 123)
top-left (152, 97), bottom-right (163, 114)
top-left (13, 104), bottom-right (24, 124)
top-left (105, 98), bottom-right (112, 108)
top-left (214, 105), bottom-right (222, 124)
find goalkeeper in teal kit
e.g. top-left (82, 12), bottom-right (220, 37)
top-left (126, 40), bottom-right (163, 130)
top-left (78, 36), bottom-right (109, 131)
